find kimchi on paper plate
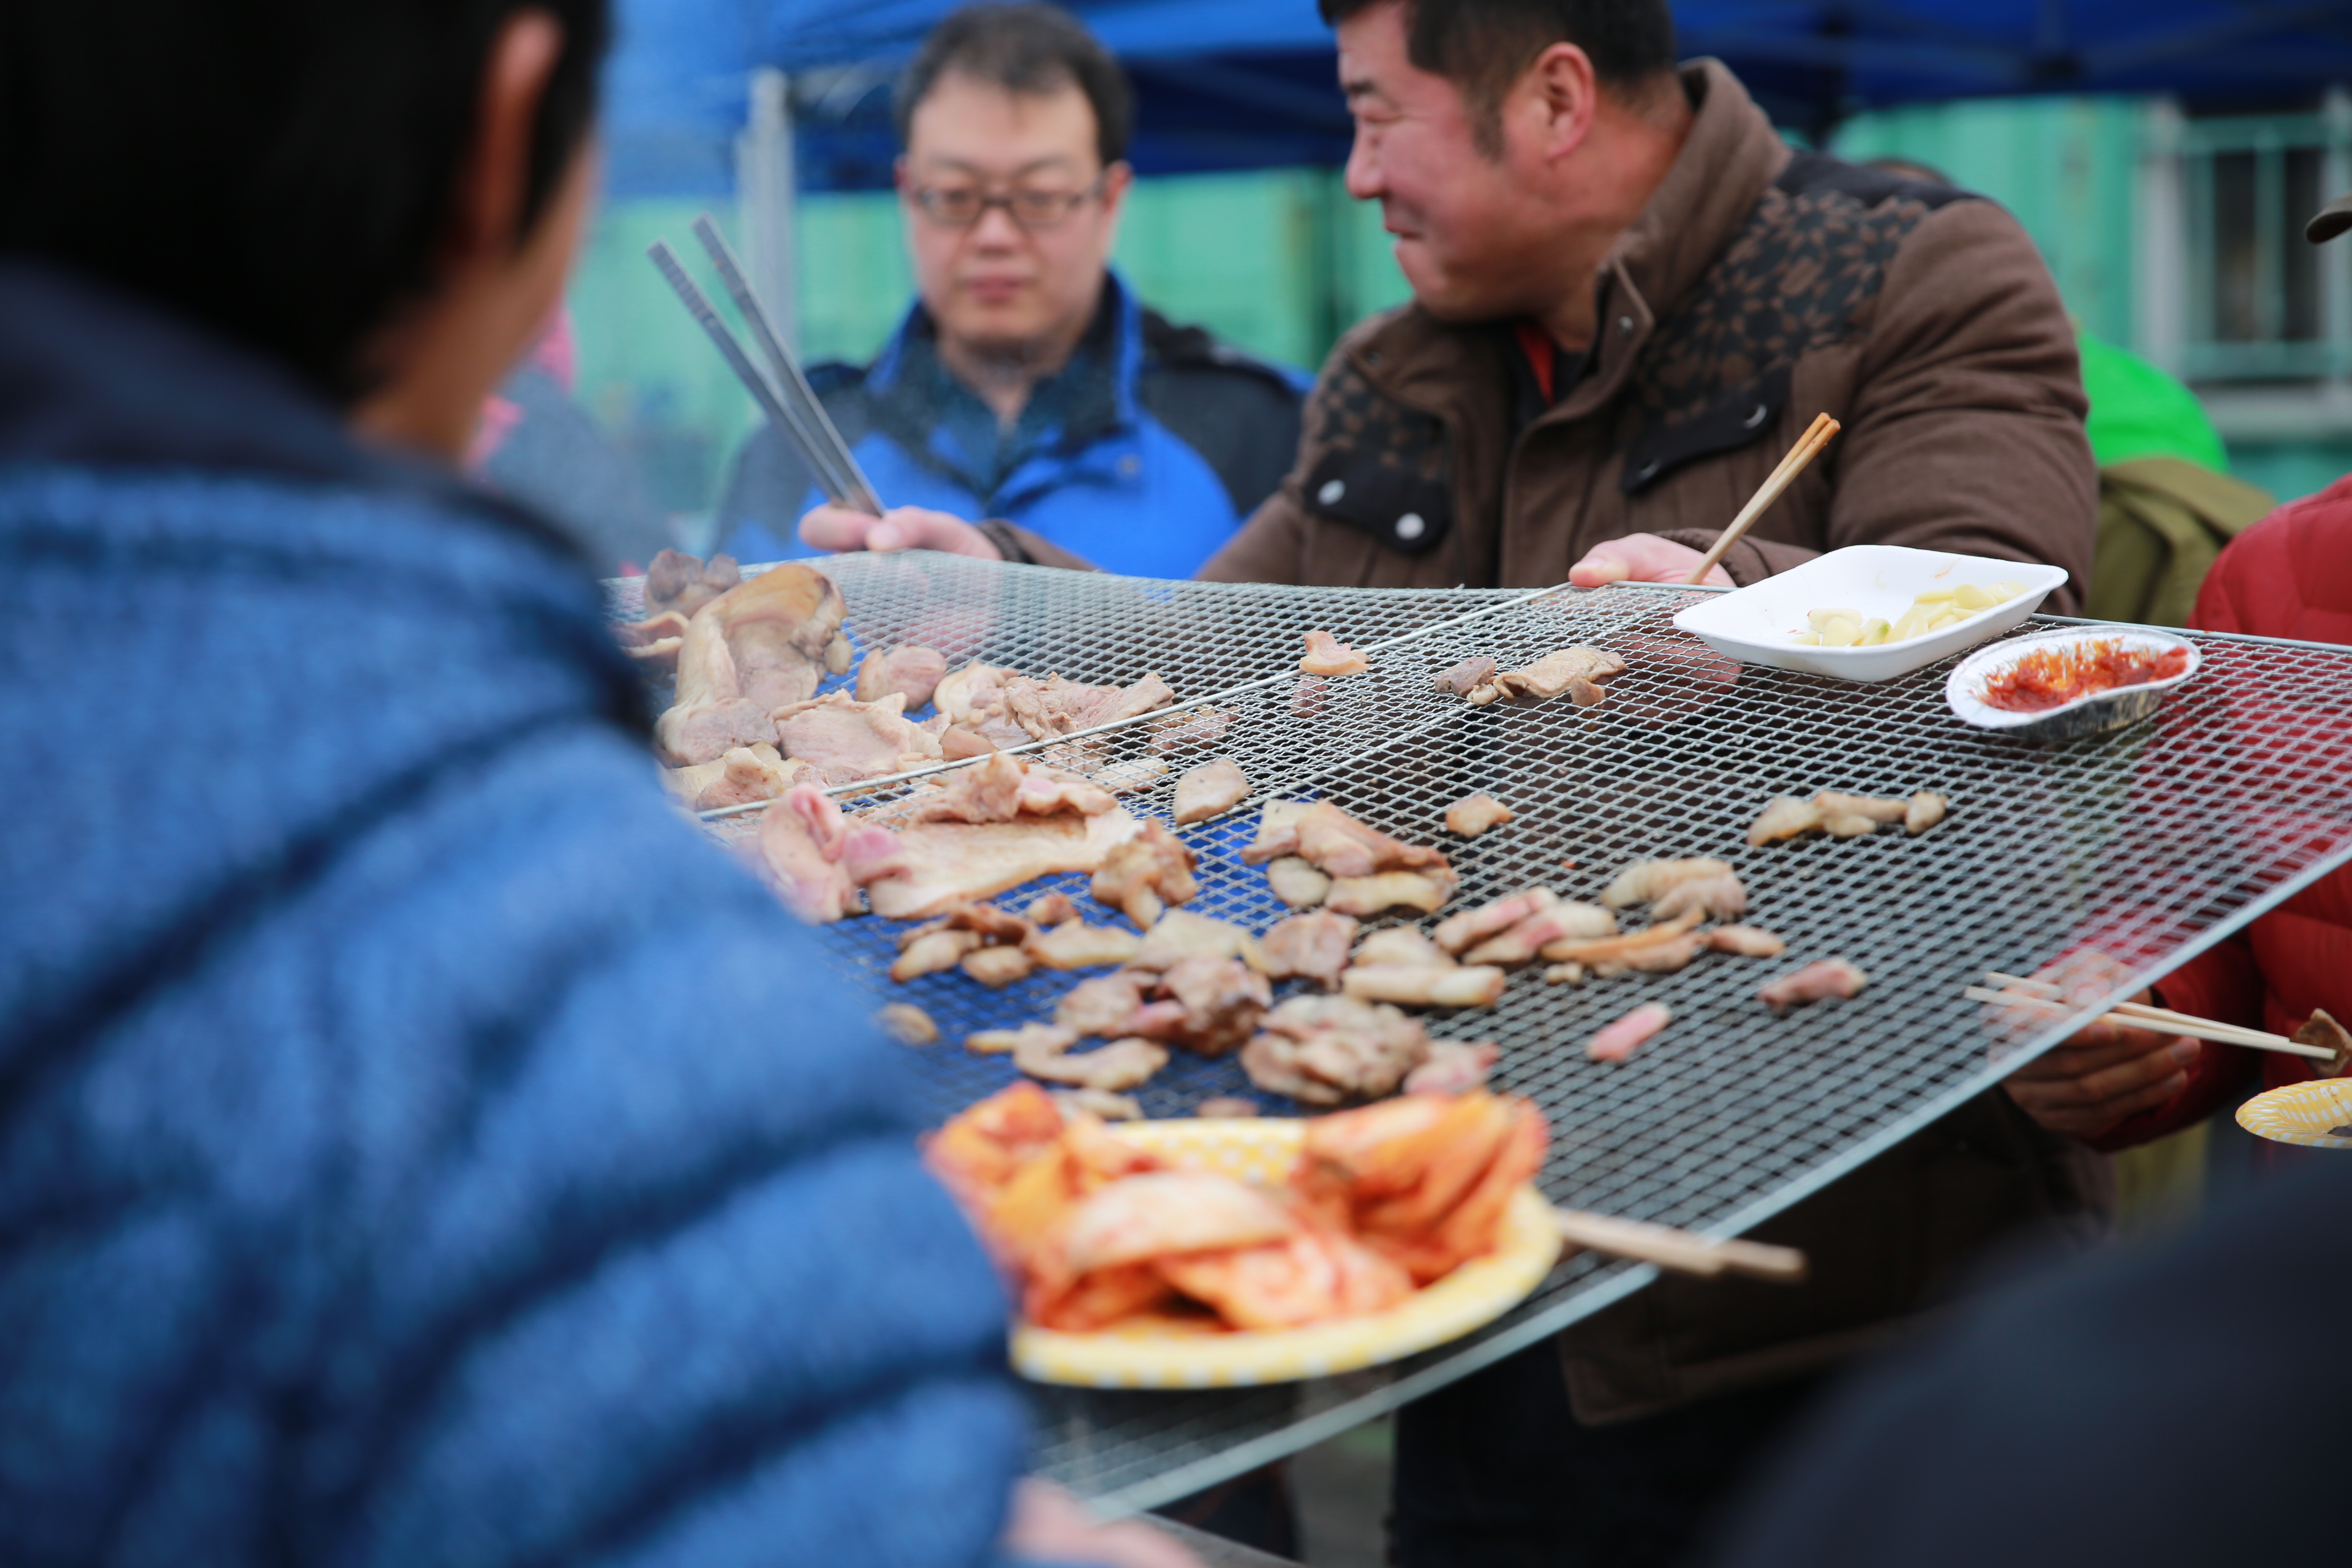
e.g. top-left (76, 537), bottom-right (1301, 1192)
top-left (925, 1085), bottom-right (1562, 1389)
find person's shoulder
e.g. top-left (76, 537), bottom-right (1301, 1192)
top-left (1136, 309), bottom-right (1310, 400)
top-left (2195, 473), bottom-right (2352, 635)
top-left (1773, 148), bottom-right (1980, 213)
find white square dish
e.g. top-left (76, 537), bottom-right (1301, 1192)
top-left (1670, 546), bottom-right (2072, 683)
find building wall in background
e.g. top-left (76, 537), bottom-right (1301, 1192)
top-left (567, 92), bottom-right (2349, 527)
top-left (1830, 96), bottom-right (2143, 348)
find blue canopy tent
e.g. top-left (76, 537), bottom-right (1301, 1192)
top-left (606, 0), bottom-right (2352, 194)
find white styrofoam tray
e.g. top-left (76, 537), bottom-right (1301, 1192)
top-left (1670, 546), bottom-right (2073, 683)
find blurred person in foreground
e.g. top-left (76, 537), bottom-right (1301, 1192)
top-left (2000, 192), bottom-right (2352, 1162)
top-left (719, 2), bottom-right (1306, 578)
top-left (0, 5), bottom-right (1191, 1566)
top-left (1701, 1156), bottom-right (2350, 1567)
top-left (821, 2), bottom-right (2105, 1564)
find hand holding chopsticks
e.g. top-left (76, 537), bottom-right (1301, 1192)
top-left (1550, 1207), bottom-right (1807, 1283)
top-left (1683, 412), bottom-right (1841, 586)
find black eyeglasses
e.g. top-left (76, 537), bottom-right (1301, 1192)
top-left (908, 174), bottom-right (1107, 231)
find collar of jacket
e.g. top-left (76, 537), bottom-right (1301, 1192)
top-left (1348, 59), bottom-right (1790, 426)
top-left (0, 258), bottom-right (584, 562)
top-left (864, 266), bottom-right (1145, 442)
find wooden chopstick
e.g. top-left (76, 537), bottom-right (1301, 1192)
top-left (1967, 978), bottom-right (2335, 1061)
top-left (1682, 413), bottom-right (1842, 585)
top-left (1981, 972), bottom-right (2299, 1047)
top-left (1551, 1207), bottom-right (1808, 1284)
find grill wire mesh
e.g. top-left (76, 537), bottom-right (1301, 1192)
top-left (618, 554), bottom-right (2352, 1513)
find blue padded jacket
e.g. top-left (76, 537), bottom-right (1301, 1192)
top-left (716, 273), bottom-right (1306, 578)
top-left (0, 262), bottom-right (1048, 1568)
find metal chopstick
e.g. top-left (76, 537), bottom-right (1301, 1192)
top-left (689, 215), bottom-right (884, 516)
top-left (644, 241), bottom-right (878, 515)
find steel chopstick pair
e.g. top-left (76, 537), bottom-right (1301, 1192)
top-left (647, 216), bottom-right (883, 515)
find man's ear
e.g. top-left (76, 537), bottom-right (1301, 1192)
top-left (1099, 160), bottom-right (1136, 217)
top-left (448, 9), bottom-right (567, 265)
top-left (1525, 41), bottom-right (1599, 164)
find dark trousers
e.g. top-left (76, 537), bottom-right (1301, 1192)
top-left (1392, 1341), bottom-right (1823, 1568)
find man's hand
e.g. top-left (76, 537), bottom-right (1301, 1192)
top-left (798, 502), bottom-right (1002, 560)
top-left (2002, 997), bottom-right (2200, 1140)
top-left (1568, 533), bottom-right (1733, 590)
top-left (1003, 1480), bottom-right (1203, 1568)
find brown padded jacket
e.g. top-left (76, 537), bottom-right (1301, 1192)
top-left (1189, 61), bottom-right (2097, 606)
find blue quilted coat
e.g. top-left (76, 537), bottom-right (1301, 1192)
top-left (0, 262), bottom-right (1052, 1567)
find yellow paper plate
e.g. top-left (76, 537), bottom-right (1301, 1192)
top-left (1010, 1118), bottom-right (1562, 1389)
top-left (2236, 1078), bottom-right (2352, 1148)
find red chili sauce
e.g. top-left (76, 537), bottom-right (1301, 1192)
top-left (1981, 641), bottom-right (2190, 713)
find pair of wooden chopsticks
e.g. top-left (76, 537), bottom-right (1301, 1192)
top-left (1967, 971), bottom-right (2337, 1061)
top-left (1683, 412), bottom-right (1842, 585)
top-left (1551, 1207), bottom-right (1809, 1283)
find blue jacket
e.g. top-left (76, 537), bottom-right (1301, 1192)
top-left (717, 273), bottom-right (1306, 579)
top-left (0, 262), bottom-right (1041, 1567)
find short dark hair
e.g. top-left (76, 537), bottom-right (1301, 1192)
top-left (894, 4), bottom-right (1135, 169)
top-left (1319, 0), bottom-right (1677, 154)
top-left (0, 1), bottom-right (609, 403)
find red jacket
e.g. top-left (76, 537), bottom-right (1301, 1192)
top-left (2090, 473), bottom-right (2352, 1150)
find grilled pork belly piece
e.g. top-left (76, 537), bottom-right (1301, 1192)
top-left (1403, 1041), bottom-right (1499, 1095)
top-left (1587, 1003), bottom-right (1672, 1061)
top-left (1341, 963), bottom-right (1506, 1009)
top-left (1026, 920), bottom-right (1143, 970)
top-left (1705, 925), bottom-right (1787, 958)
top-left (772, 690), bottom-right (943, 784)
top-left (1649, 871), bottom-right (1748, 923)
top-left (1259, 911), bottom-right (1360, 987)
top-left (1354, 928), bottom-right (1452, 968)
top-left (1758, 959), bottom-right (1869, 1012)
top-left (1326, 870), bottom-right (1455, 916)
top-left (1455, 646), bottom-right (1626, 706)
top-left (1748, 790), bottom-right (1951, 846)
top-left (1444, 792), bottom-right (1514, 837)
top-left (614, 609), bottom-right (690, 673)
top-left (1299, 629), bottom-right (1371, 677)
top-left (875, 1003), bottom-right (938, 1046)
top-left (854, 643), bottom-right (948, 710)
top-left (1127, 955), bottom-right (1271, 1056)
top-left (1129, 910), bottom-right (1264, 973)
top-left (1599, 856), bottom-right (1740, 910)
top-left (1431, 656), bottom-right (1497, 696)
top-left (1434, 888), bottom-right (1561, 955)
top-left (1240, 995), bottom-right (1431, 1106)
top-left (1055, 971), bottom-right (1151, 1037)
top-left (1090, 820), bottom-right (1199, 927)
top-left (1003, 671), bottom-right (1175, 740)
top-left (1461, 901), bottom-right (1616, 966)
top-left (1013, 1027), bottom-right (1168, 1093)
top-left (932, 660), bottom-right (1034, 749)
top-left (865, 806), bottom-right (1143, 921)
top-left (1265, 856), bottom-right (1332, 909)
top-left (757, 783), bottom-right (908, 924)
top-left (1093, 757), bottom-right (1170, 794)
top-left (684, 743), bottom-right (813, 812)
top-left (1172, 758), bottom-right (1250, 826)
top-left (656, 564), bottom-right (846, 764)
top-left (644, 547), bottom-right (741, 618)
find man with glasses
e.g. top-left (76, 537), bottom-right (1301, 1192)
top-left (718, 2), bottom-right (1307, 579)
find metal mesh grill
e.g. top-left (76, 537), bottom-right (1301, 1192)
top-left (624, 558), bottom-right (2352, 1512)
